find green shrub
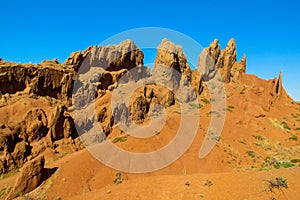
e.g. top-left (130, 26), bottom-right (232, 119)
top-left (280, 162), bottom-right (294, 168)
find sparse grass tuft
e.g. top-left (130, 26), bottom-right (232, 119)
top-left (228, 105), bottom-right (235, 109)
top-left (289, 135), bottom-right (298, 141)
top-left (0, 186), bottom-right (11, 197)
top-left (204, 180), bottom-right (213, 187)
top-left (114, 172), bottom-right (123, 184)
top-left (291, 113), bottom-right (298, 118)
top-left (54, 152), bottom-right (66, 161)
top-left (209, 130), bottom-right (220, 141)
top-left (112, 136), bottom-right (128, 143)
top-left (189, 102), bottom-right (202, 109)
top-left (280, 162), bottom-right (295, 168)
top-left (252, 135), bottom-right (265, 141)
top-left (239, 140), bottom-right (247, 145)
top-left (262, 156), bottom-right (295, 169)
top-left (264, 177), bottom-right (288, 193)
top-left (201, 98), bottom-right (210, 104)
top-left (246, 151), bottom-right (256, 158)
top-left (240, 86), bottom-right (247, 94)
top-left (0, 169), bottom-right (19, 179)
top-left (291, 158), bottom-right (300, 163)
top-left (281, 121), bottom-right (291, 130)
top-left (269, 118), bottom-right (291, 131)
top-left (208, 111), bottom-right (221, 118)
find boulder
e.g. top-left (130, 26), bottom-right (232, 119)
top-left (11, 141), bottom-right (30, 168)
top-left (6, 156), bottom-right (45, 200)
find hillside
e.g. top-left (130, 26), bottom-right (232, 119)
top-left (0, 38), bottom-right (299, 200)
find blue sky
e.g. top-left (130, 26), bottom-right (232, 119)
top-left (0, 0), bottom-right (299, 101)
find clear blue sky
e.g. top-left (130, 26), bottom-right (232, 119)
top-left (0, 0), bottom-right (299, 101)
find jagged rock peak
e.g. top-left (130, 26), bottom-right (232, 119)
top-left (157, 38), bottom-right (186, 60)
top-left (274, 71), bottom-right (283, 96)
top-left (207, 39), bottom-right (221, 61)
top-left (227, 38), bottom-right (236, 49)
top-left (154, 38), bottom-right (190, 77)
top-left (153, 38), bottom-right (192, 91)
top-left (65, 40), bottom-right (144, 72)
top-left (152, 38), bottom-right (194, 102)
top-left (199, 38), bottom-right (242, 83)
top-left (240, 54), bottom-right (247, 73)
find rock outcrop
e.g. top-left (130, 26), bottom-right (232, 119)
top-left (0, 63), bottom-right (75, 104)
top-left (6, 156), bottom-right (45, 200)
top-left (270, 71), bottom-right (284, 105)
top-left (152, 39), bottom-right (196, 102)
top-left (71, 40), bottom-right (150, 108)
top-left (21, 109), bottom-right (48, 142)
top-left (130, 95), bottom-right (149, 123)
top-left (65, 40), bottom-right (144, 72)
top-left (0, 37), bottom-right (292, 181)
top-left (230, 54), bottom-right (246, 83)
top-left (128, 85), bottom-right (175, 124)
top-left (152, 38), bottom-right (191, 90)
top-left (48, 106), bottom-right (66, 141)
top-left (0, 105), bottom-right (79, 175)
top-left (198, 38), bottom-right (245, 83)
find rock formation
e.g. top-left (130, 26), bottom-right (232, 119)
top-left (48, 106), bottom-right (67, 141)
top-left (21, 109), bottom-right (48, 142)
top-left (0, 62), bottom-right (75, 104)
top-left (128, 85), bottom-right (175, 124)
top-left (71, 40), bottom-right (150, 109)
top-left (0, 38), bottom-right (291, 180)
top-left (6, 156), bottom-right (45, 200)
top-left (270, 71), bottom-right (284, 105)
top-left (152, 39), bottom-right (195, 103)
top-left (198, 38), bottom-right (245, 83)
top-left (65, 40), bottom-right (144, 72)
top-left (152, 38), bottom-right (191, 90)
top-left (230, 54), bottom-right (246, 83)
